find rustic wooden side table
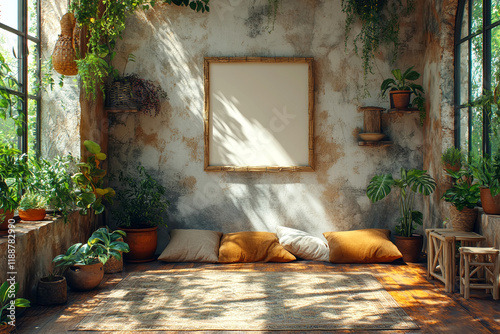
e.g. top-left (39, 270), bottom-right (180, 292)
top-left (426, 228), bottom-right (486, 293)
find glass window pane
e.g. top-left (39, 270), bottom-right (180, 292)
top-left (27, 98), bottom-right (37, 153)
top-left (492, 26), bottom-right (500, 82)
top-left (0, 104), bottom-right (20, 146)
top-left (28, 0), bottom-right (38, 38)
top-left (459, 107), bottom-right (470, 154)
top-left (471, 106), bottom-right (484, 159)
top-left (0, 0), bottom-right (19, 31)
top-left (0, 29), bottom-right (21, 92)
top-left (490, 104), bottom-right (500, 156)
top-left (471, 35), bottom-right (483, 101)
top-left (492, 0), bottom-right (500, 24)
top-left (472, 0), bottom-right (483, 34)
top-left (459, 42), bottom-right (470, 105)
top-left (28, 40), bottom-right (39, 96)
top-left (462, 0), bottom-right (470, 38)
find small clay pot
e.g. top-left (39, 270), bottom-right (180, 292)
top-left (65, 262), bottom-right (104, 291)
top-left (37, 276), bottom-right (67, 305)
top-left (480, 187), bottom-right (500, 215)
top-left (394, 234), bottom-right (423, 263)
top-left (390, 90), bottom-right (411, 109)
top-left (19, 208), bottom-right (47, 221)
top-left (120, 226), bottom-right (157, 263)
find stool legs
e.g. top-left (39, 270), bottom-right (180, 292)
top-left (459, 247), bottom-right (500, 300)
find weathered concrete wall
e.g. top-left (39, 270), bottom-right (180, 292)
top-left (0, 212), bottom-right (97, 301)
top-left (106, 0), bottom-right (429, 252)
top-left (40, 0), bottom-right (81, 159)
top-left (422, 0), bottom-right (458, 231)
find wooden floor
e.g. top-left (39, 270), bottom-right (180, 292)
top-left (13, 259), bottom-right (500, 334)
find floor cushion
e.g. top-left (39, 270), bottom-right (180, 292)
top-left (323, 229), bottom-right (402, 263)
top-left (276, 226), bottom-right (330, 261)
top-left (218, 231), bottom-right (296, 263)
top-left (158, 229), bottom-right (222, 263)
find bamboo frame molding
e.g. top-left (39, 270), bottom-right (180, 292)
top-left (204, 57), bottom-right (314, 172)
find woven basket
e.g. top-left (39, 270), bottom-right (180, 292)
top-left (105, 80), bottom-right (137, 109)
top-left (449, 206), bottom-right (477, 232)
top-left (52, 13), bottom-right (78, 76)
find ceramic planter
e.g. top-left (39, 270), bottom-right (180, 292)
top-left (65, 262), bottom-right (104, 291)
top-left (120, 226), bottom-right (157, 263)
top-left (18, 208), bottom-right (46, 221)
top-left (480, 187), bottom-right (500, 215)
top-left (390, 90), bottom-right (411, 109)
top-left (394, 234), bottom-right (423, 263)
top-left (37, 276), bottom-right (67, 305)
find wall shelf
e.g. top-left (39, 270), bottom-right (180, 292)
top-left (387, 108), bottom-right (419, 114)
top-left (358, 140), bottom-right (393, 147)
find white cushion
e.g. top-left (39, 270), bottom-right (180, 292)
top-left (276, 226), bottom-right (330, 261)
top-left (158, 229), bottom-right (222, 263)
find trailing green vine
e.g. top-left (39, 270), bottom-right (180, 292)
top-left (69, 0), bottom-right (209, 100)
top-left (342, 0), bottom-right (414, 86)
top-left (266, 0), bottom-right (281, 33)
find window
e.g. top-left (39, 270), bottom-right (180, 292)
top-left (0, 0), bottom-right (41, 154)
top-left (455, 0), bottom-right (500, 159)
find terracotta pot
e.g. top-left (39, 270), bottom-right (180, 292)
top-left (37, 276), bottom-right (67, 305)
top-left (19, 208), bottom-right (46, 221)
top-left (449, 206), bottom-right (477, 232)
top-left (0, 209), bottom-right (14, 232)
top-left (390, 90), bottom-right (411, 109)
top-left (480, 187), bottom-right (500, 215)
top-left (120, 226), bottom-right (157, 263)
top-left (65, 262), bottom-right (104, 291)
top-left (394, 234), bottom-right (423, 263)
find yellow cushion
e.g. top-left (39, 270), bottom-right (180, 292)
top-left (323, 229), bottom-right (402, 263)
top-left (218, 232), bottom-right (296, 263)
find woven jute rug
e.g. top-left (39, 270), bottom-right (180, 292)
top-left (74, 270), bottom-right (418, 331)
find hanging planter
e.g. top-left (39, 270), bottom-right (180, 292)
top-left (52, 12), bottom-right (78, 76)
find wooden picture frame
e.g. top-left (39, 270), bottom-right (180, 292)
top-left (204, 57), bottom-right (314, 172)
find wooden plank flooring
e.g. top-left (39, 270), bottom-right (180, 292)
top-left (13, 260), bottom-right (500, 333)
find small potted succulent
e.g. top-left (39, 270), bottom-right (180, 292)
top-left (381, 66), bottom-right (424, 110)
top-left (113, 165), bottom-right (170, 262)
top-left (18, 191), bottom-right (48, 221)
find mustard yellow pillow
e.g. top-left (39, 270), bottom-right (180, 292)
top-left (218, 232), bottom-right (296, 263)
top-left (323, 229), bottom-right (402, 263)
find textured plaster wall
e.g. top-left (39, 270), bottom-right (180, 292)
top-left (106, 0), bottom-right (429, 251)
top-left (40, 0), bottom-right (81, 159)
top-left (422, 0), bottom-right (458, 230)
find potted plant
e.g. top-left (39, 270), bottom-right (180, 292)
top-left (113, 165), bottom-right (170, 262)
top-left (18, 191), bottom-right (48, 222)
top-left (381, 66), bottom-right (424, 110)
top-left (441, 147), bottom-right (464, 173)
top-left (37, 267), bottom-right (68, 306)
top-left (0, 281), bottom-right (30, 330)
top-left (470, 153), bottom-right (500, 214)
top-left (367, 167), bottom-right (436, 262)
top-left (442, 168), bottom-right (480, 231)
top-left (0, 144), bottom-right (29, 232)
top-left (53, 227), bottom-right (129, 291)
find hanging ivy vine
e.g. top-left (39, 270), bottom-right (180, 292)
top-left (342, 0), bottom-right (415, 83)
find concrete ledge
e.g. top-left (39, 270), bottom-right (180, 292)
top-left (478, 210), bottom-right (500, 248)
top-left (0, 212), bottom-right (98, 301)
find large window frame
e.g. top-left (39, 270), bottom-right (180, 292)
top-left (455, 0), bottom-right (500, 157)
top-left (0, 0), bottom-right (41, 154)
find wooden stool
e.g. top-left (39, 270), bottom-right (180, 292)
top-left (459, 247), bottom-right (499, 300)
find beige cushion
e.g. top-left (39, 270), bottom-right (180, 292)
top-left (276, 226), bottom-right (330, 261)
top-left (218, 231), bottom-right (296, 263)
top-left (323, 229), bottom-right (402, 263)
top-left (158, 229), bottom-right (222, 263)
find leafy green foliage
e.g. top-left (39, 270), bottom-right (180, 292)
top-left (442, 168), bottom-right (480, 210)
top-left (441, 147), bottom-right (464, 169)
top-left (114, 165), bottom-right (170, 228)
top-left (470, 152), bottom-right (500, 196)
top-left (72, 140), bottom-right (115, 215)
top-left (53, 227), bottom-right (130, 269)
top-left (0, 51), bottom-right (24, 137)
top-left (342, 0), bottom-right (414, 87)
top-left (0, 281), bottom-right (30, 325)
top-left (0, 144), bottom-right (29, 213)
top-left (380, 66), bottom-right (424, 96)
top-left (18, 191), bottom-right (47, 210)
top-left (367, 167), bottom-right (436, 237)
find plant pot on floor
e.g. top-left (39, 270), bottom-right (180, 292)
top-left (37, 276), bottom-right (67, 305)
top-left (120, 226), bottom-right (157, 263)
top-left (19, 208), bottom-right (46, 221)
top-left (390, 90), bottom-right (411, 109)
top-left (449, 206), bottom-right (477, 232)
top-left (394, 234), bottom-right (423, 263)
top-left (480, 187), bottom-right (500, 215)
top-left (0, 209), bottom-right (14, 235)
top-left (65, 262), bottom-right (104, 291)
top-left (104, 255), bottom-right (123, 274)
